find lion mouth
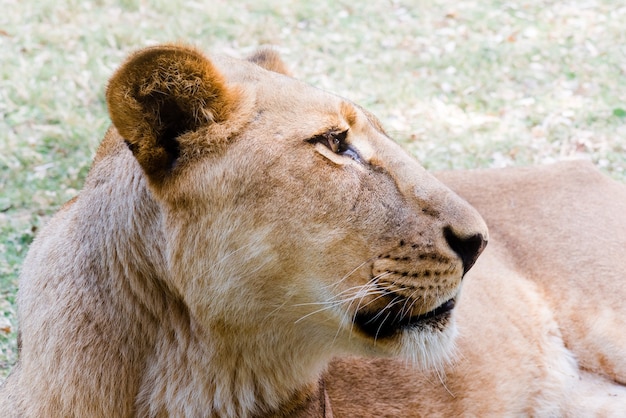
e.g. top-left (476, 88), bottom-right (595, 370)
top-left (354, 298), bottom-right (455, 339)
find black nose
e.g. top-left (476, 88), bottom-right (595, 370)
top-left (444, 227), bottom-right (487, 275)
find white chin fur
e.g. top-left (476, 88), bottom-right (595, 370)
top-left (343, 317), bottom-right (459, 373)
top-left (332, 306), bottom-right (459, 371)
top-left (386, 320), bottom-right (459, 371)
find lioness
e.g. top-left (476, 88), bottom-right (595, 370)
top-left (0, 44), bottom-right (624, 417)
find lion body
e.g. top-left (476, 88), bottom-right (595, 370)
top-left (1, 45), bottom-right (624, 417)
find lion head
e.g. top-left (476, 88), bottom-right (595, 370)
top-left (106, 43), bottom-right (487, 363)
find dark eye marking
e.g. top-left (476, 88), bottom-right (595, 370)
top-left (307, 129), bottom-right (361, 162)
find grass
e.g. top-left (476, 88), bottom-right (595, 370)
top-left (1, 0), bottom-right (625, 378)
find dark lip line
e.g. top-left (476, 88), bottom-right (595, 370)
top-left (413, 298), bottom-right (456, 322)
top-left (354, 298), bottom-right (456, 340)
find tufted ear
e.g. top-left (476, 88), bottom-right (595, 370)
top-left (106, 44), bottom-right (238, 183)
top-left (247, 48), bottom-right (291, 76)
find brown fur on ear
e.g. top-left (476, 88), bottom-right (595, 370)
top-left (106, 44), bottom-right (237, 182)
top-left (247, 48), bottom-right (291, 76)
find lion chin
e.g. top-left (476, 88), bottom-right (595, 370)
top-left (2, 43), bottom-right (626, 418)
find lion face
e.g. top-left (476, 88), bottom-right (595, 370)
top-left (106, 45), bottom-right (487, 368)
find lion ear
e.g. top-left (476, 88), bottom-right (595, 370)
top-left (247, 48), bottom-right (291, 76)
top-left (106, 44), bottom-right (237, 183)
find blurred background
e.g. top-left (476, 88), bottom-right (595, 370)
top-left (1, 0), bottom-right (625, 377)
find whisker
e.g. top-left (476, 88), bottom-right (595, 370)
top-left (348, 283), bottom-right (381, 337)
top-left (292, 300), bottom-right (344, 307)
top-left (294, 303), bottom-right (343, 324)
top-left (264, 299), bottom-right (291, 321)
top-left (434, 367), bottom-right (455, 398)
top-left (328, 273), bottom-right (383, 300)
top-left (346, 271), bottom-right (396, 337)
top-left (322, 256), bottom-right (378, 291)
top-left (294, 287), bottom-right (387, 324)
top-left (294, 269), bottom-right (407, 343)
top-left (373, 310), bottom-right (393, 342)
top-left (365, 296), bottom-right (401, 324)
top-left (405, 285), bottom-right (430, 317)
top-left (399, 291), bottom-right (415, 317)
top-left (358, 289), bottom-right (393, 310)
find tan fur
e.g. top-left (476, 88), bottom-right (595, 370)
top-left (247, 48), bottom-right (292, 77)
top-left (1, 44), bottom-right (624, 417)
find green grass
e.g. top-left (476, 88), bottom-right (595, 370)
top-left (1, 0), bottom-right (626, 378)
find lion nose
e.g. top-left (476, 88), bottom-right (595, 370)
top-left (443, 226), bottom-right (487, 275)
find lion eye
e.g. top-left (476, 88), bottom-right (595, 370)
top-left (309, 130), bottom-right (351, 155)
top-left (328, 136), bottom-right (342, 153)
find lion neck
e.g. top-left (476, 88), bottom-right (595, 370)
top-left (87, 135), bottom-right (334, 416)
top-left (130, 312), bottom-right (332, 416)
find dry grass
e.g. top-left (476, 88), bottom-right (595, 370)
top-left (1, 0), bottom-right (625, 377)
